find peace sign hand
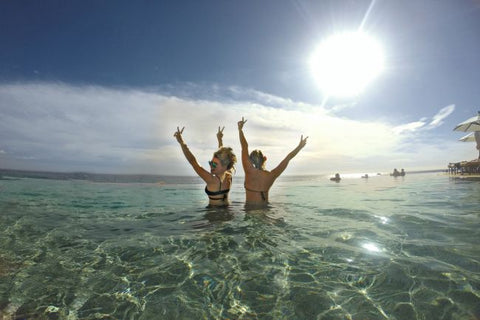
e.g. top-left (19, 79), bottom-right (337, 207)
top-left (238, 117), bottom-right (247, 130)
top-left (174, 126), bottom-right (185, 144)
top-left (298, 135), bottom-right (308, 149)
top-left (217, 126), bottom-right (225, 140)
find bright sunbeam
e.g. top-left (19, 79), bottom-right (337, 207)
top-left (310, 32), bottom-right (385, 97)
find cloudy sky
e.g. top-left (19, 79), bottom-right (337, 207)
top-left (1, 1), bottom-right (479, 176)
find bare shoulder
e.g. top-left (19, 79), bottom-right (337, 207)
top-left (259, 169), bottom-right (276, 185)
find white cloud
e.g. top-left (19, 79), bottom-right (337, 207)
top-left (392, 104), bottom-right (455, 134)
top-left (392, 120), bottom-right (427, 134)
top-left (429, 104), bottom-right (455, 128)
top-left (0, 82), bottom-right (454, 175)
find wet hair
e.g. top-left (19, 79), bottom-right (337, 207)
top-left (249, 149), bottom-right (265, 170)
top-left (213, 147), bottom-right (237, 171)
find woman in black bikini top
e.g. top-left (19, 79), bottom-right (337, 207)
top-left (174, 126), bottom-right (236, 206)
top-left (237, 117), bottom-right (308, 206)
top-left (205, 175), bottom-right (230, 201)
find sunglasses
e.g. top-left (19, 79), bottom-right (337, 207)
top-left (208, 160), bottom-right (218, 168)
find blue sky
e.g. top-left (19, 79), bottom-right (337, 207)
top-left (1, 1), bottom-right (480, 175)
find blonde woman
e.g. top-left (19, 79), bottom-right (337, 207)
top-left (174, 126), bottom-right (236, 206)
top-left (238, 117), bottom-right (308, 205)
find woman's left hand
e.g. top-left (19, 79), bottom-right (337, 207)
top-left (298, 135), bottom-right (308, 148)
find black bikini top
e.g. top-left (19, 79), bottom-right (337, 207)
top-left (205, 176), bottom-right (230, 200)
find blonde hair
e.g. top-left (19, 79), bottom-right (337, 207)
top-left (249, 149), bottom-right (265, 170)
top-left (214, 147), bottom-right (237, 171)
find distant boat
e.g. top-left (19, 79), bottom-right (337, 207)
top-left (330, 173), bottom-right (341, 182)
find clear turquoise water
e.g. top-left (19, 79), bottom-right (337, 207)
top-left (0, 173), bottom-right (479, 319)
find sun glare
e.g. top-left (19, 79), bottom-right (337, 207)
top-left (310, 32), bottom-right (385, 97)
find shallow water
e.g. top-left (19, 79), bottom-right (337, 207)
top-left (0, 173), bottom-right (479, 319)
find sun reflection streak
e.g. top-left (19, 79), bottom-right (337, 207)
top-left (362, 242), bottom-right (382, 253)
top-left (374, 215), bottom-right (389, 224)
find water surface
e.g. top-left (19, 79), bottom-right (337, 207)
top-left (0, 173), bottom-right (479, 319)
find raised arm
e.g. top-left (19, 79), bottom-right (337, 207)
top-left (174, 126), bottom-right (212, 182)
top-left (238, 117), bottom-right (252, 171)
top-left (270, 135), bottom-right (308, 178)
top-left (217, 126), bottom-right (224, 148)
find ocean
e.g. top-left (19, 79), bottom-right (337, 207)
top-left (0, 172), bottom-right (479, 320)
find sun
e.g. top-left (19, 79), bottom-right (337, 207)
top-left (310, 32), bottom-right (385, 97)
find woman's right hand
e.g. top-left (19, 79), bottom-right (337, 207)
top-left (217, 126), bottom-right (224, 140)
top-left (238, 117), bottom-right (247, 130)
top-left (174, 126), bottom-right (185, 144)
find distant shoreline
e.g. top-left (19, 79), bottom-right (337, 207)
top-left (0, 167), bottom-right (446, 183)
top-left (404, 169), bottom-right (445, 174)
top-left (0, 168), bottom-right (201, 184)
